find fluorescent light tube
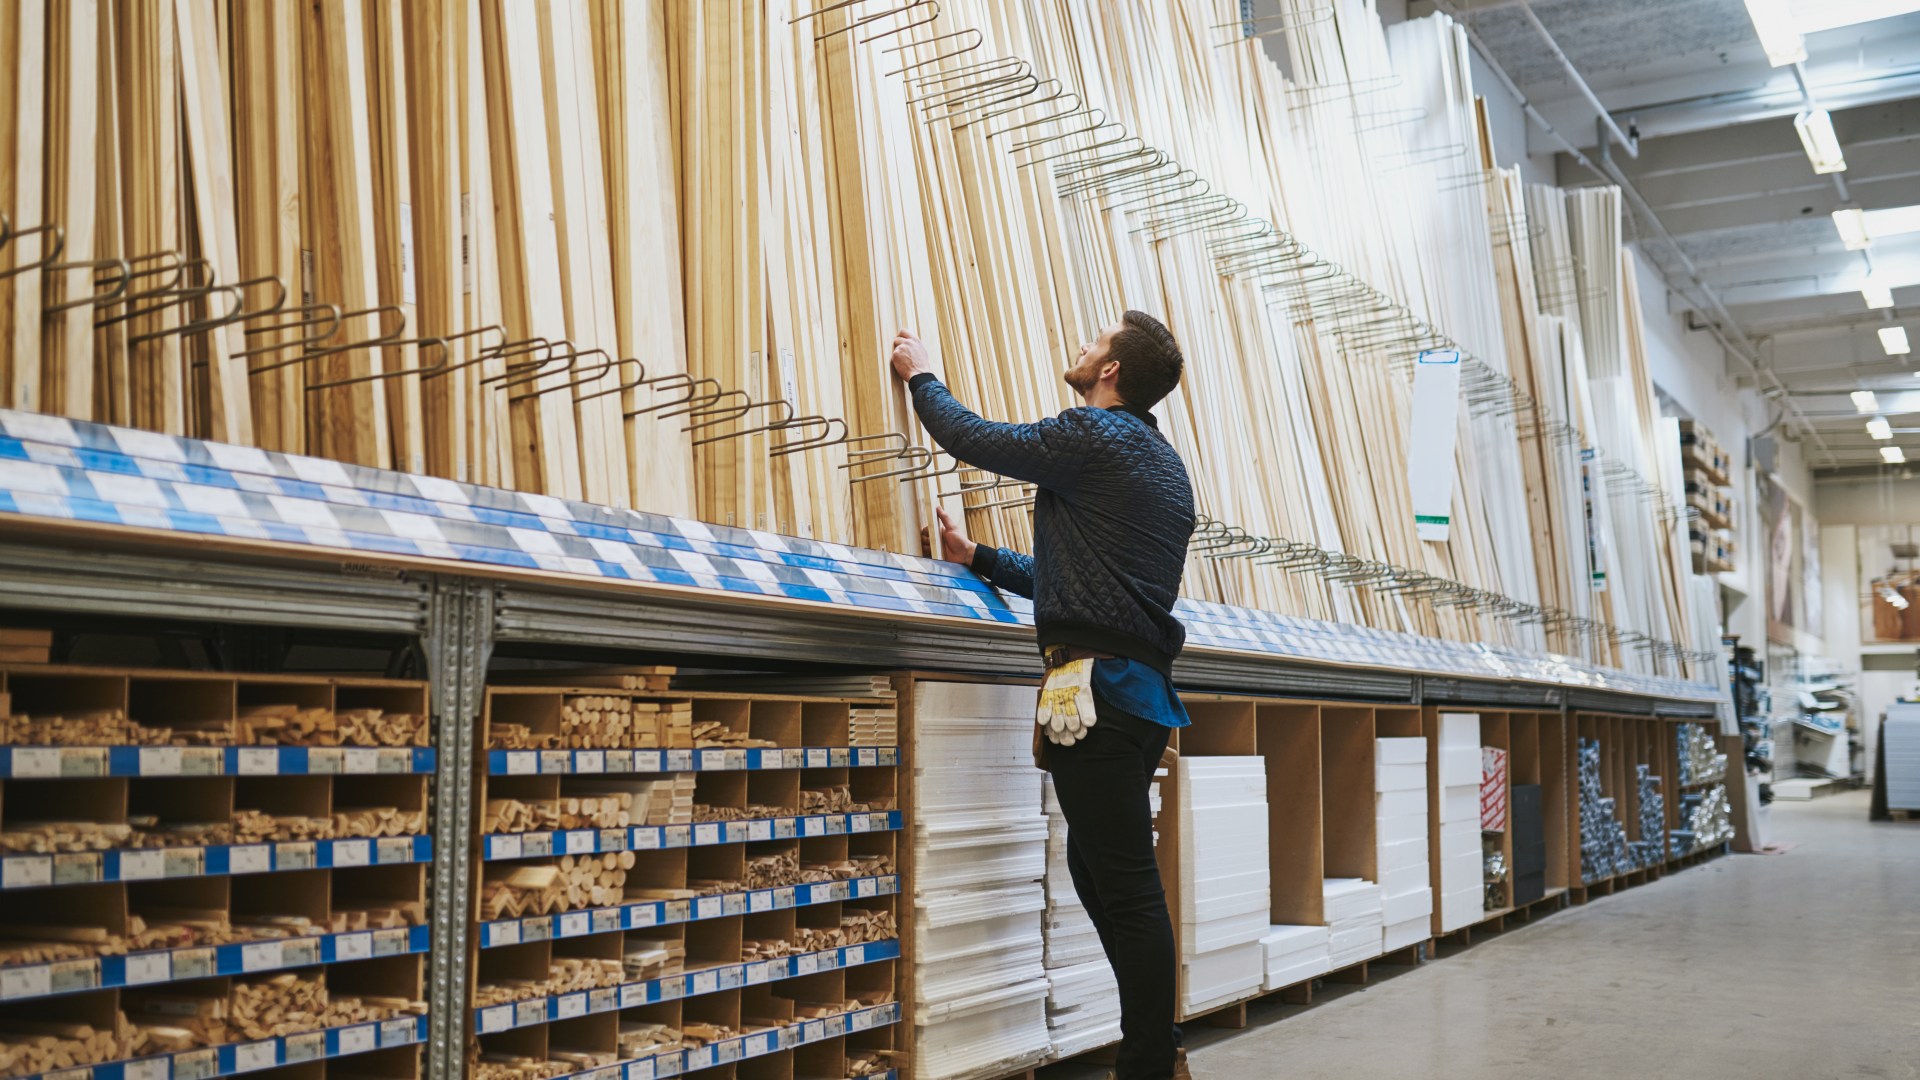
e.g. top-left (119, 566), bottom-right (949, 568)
top-left (1868, 417), bottom-right (1893, 440)
top-left (1745, 0), bottom-right (1807, 64)
top-left (1882, 446), bottom-right (1907, 464)
top-left (1794, 109), bottom-right (1847, 173)
top-left (1863, 280), bottom-right (1896, 308)
top-left (1833, 207), bottom-right (1872, 250)
top-left (1853, 389), bottom-right (1881, 412)
top-left (1881, 326), bottom-right (1911, 355)
top-left (1863, 204), bottom-right (1920, 238)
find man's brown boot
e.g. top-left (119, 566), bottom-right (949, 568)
top-left (1172, 1048), bottom-right (1195, 1079)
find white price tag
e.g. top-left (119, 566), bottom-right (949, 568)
top-left (335, 933), bottom-right (373, 962)
top-left (857, 877), bottom-right (877, 898)
top-left (846, 945), bottom-right (865, 966)
top-left (852, 1009), bottom-right (873, 1031)
top-left (338, 1025), bottom-right (377, 1055)
top-left (12, 749), bottom-right (59, 777)
top-left (690, 970), bottom-right (716, 995)
top-left (489, 921), bottom-right (521, 947)
top-left (722, 892), bottom-right (745, 916)
top-left (119, 850), bottom-right (165, 881)
top-left (284, 1032), bottom-right (325, 1063)
top-left (308, 748), bottom-right (343, 774)
top-left (803, 817), bottom-right (823, 837)
top-left (565, 831), bottom-right (594, 855)
top-left (632, 829), bottom-right (659, 850)
top-left (559, 912), bottom-right (589, 938)
top-left (695, 896), bottom-right (720, 920)
top-left (556, 993), bottom-right (587, 1019)
top-left (381, 1017), bottom-right (417, 1045)
top-left (233, 1040), bottom-right (277, 1072)
top-left (238, 748), bottom-right (278, 775)
top-left (126, 1056), bottom-right (169, 1080)
top-left (332, 840), bottom-right (370, 868)
top-left (630, 905), bottom-right (657, 928)
top-left (746, 1034), bottom-right (769, 1057)
top-left (745, 962), bottom-right (769, 986)
top-left (1, 856), bottom-right (51, 888)
top-left (241, 941), bottom-right (284, 972)
top-left (577, 751), bottom-right (605, 773)
top-left (475, 1004), bottom-right (510, 1032)
top-left (344, 749), bottom-right (378, 773)
top-left (700, 750), bottom-right (726, 771)
top-left (139, 747), bottom-right (183, 775)
top-left (125, 951), bottom-right (171, 985)
top-left (492, 834), bottom-right (523, 860)
top-left (1, 965), bottom-right (52, 1000)
top-left (230, 845), bottom-right (272, 874)
top-left (631, 1059), bottom-right (657, 1080)
top-left (621, 984), bottom-right (644, 1009)
top-left (796, 953), bottom-right (818, 976)
top-left (748, 820), bottom-right (771, 842)
top-left (505, 751), bottom-right (535, 775)
top-left (749, 891), bottom-right (772, 914)
top-left (693, 824), bottom-right (720, 846)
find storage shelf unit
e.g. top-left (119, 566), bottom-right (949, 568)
top-left (0, 667), bottom-right (433, 1080)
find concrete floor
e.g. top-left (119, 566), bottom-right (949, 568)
top-left (1044, 790), bottom-right (1920, 1080)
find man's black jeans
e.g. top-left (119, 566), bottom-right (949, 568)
top-left (1047, 697), bottom-right (1180, 1080)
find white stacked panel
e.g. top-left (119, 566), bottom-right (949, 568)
top-left (1436, 712), bottom-right (1484, 931)
top-left (1887, 702), bottom-right (1920, 811)
top-left (1261, 924), bottom-right (1331, 990)
top-left (1375, 737), bottom-right (1432, 953)
top-left (1177, 757), bottom-right (1270, 1015)
top-left (1041, 777), bottom-right (1120, 1059)
top-left (1323, 878), bottom-right (1383, 969)
top-left (913, 682), bottom-right (1051, 1080)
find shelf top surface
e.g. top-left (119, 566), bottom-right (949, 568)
top-left (0, 408), bottom-right (1719, 703)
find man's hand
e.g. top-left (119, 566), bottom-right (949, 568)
top-left (933, 506), bottom-right (976, 566)
top-left (889, 330), bottom-right (935, 383)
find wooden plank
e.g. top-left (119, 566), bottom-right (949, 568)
top-left (364, 0), bottom-right (425, 473)
top-left (400, 0), bottom-right (466, 480)
top-left (1, 0), bottom-right (48, 412)
top-left (229, 0), bottom-right (304, 452)
top-left (41, 0), bottom-right (97, 420)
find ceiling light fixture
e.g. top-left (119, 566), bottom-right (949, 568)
top-left (1793, 109), bottom-right (1847, 173)
top-left (1881, 326), bottom-right (1912, 355)
top-left (1863, 204), bottom-right (1920, 238)
top-left (1833, 207), bottom-right (1872, 250)
top-left (1745, 0), bottom-right (1808, 64)
top-left (1863, 279), bottom-right (1896, 309)
top-left (1853, 389), bottom-right (1881, 412)
top-left (1882, 446), bottom-right (1907, 464)
top-left (1868, 417), bottom-right (1894, 440)
top-left (1795, 1), bottom-right (1920, 35)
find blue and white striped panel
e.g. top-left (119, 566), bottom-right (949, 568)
top-left (0, 410), bottom-right (1719, 701)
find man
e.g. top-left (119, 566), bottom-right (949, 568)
top-left (889, 311), bottom-right (1197, 1080)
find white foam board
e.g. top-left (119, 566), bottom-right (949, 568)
top-left (1376, 787), bottom-right (1427, 817)
top-left (1263, 950), bottom-right (1334, 990)
top-left (1261, 923), bottom-right (1329, 955)
top-left (1376, 762), bottom-right (1427, 792)
top-left (1439, 781), bottom-right (1479, 821)
top-left (1377, 837), bottom-right (1427, 873)
top-left (1382, 886), bottom-right (1433, 926)
top-left (1381, 860), bottom-right (1430, 898)
top-left (1439, 745), bottom-right (1481, 787)
top-left (1383, 916), bottom-right (1429, 952)
top-left (1376, 737), bottom-right (1428, 765)
top-left (1377, 812), bottom-right (1428, 845)
top-left (1440, 826), bottom-right (1481, 860)
top-left (1438, 712), bottom-right (1479, 747)
top-left (1440, 886), bottom-right (1482, 932)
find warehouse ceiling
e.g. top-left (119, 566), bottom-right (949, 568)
top-left (1414, 0), bottom-right (1920, 472)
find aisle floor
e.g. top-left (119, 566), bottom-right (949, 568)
top-left (1042, 790), bottom-right (1920, 1080)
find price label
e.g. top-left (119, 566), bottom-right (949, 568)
top-left (163, 848), bottom-right (203, 879)
top-left (774, 887), bottom-right (795, 909)
top-left (119, 850), bottom-right (165, 881)
top-left (381, 1018), bottom-right (417, 1045)
top-left (846, 945), bottom-right (865, 966)
top-left (665, 899), bottom-right (690, 923)
top-left (599, 829), bottom-right (626, 851)
top-left (748, 821), bottom-right (771, 842)
top-left (242, 941), bottom-right (285, 972)
top-left (516, 1000), bottom-right (546, 1026)
top-left (666, 750), bottom-right (692, 772)
top-left (526, 922), bottom-right (557, 948)
top-left (699, 750), bottom-right (726, 771)
top-left (881, 748), bottom-right (898, 766)
top-left (632, 829), bottom-right (659, 851)
top-left (827, 1013), bottom-right (847, 1036)
top-left (724, 749), bottom-right (745, 770)
top-left (723, 822), bottom-right (746, 844)
top-left (816, 950), bottom-right (838, 971)
top-left (589, 987), bottom-right (616, 1013)
top-left (283, 938), bottom-right (319, 967)
top-left (803, 817), bottom-right (823, 837)
top-left (378, 837), bottom-right (415, 864)
top-left (796, 953), bottom-right (818, 976)
top-left (606, 751), bottom-right (634, 772)
top-left (857, 748), bottom-right (877, 767)
top-left (505, 751), bottom-right (536, 775)
top-left (238, 748), bottom-right (278, 775)
top-left (695, 896), bottom-right (720, 920)
top-left (139, 747), bottom-right (183, 775)
top-left (479, 833), bottom-right (513, 859)
top-left (335, 933), bottom-right (373, 962)
top-left (230, 845), bottom-right (272, 874)
top-left (332, 840), bottom-right (371, 868)
top-left (556, 993), bottom-right (587, 1020)
top-left (831, 749), bottom-right (851, 767)
top-left (175, 1048), bottom-right (219, 1080)
top-left (635, 751), bottom-right (665, 773)
top-left (2, 856), bottom-right (52, 888)
top-left (849, 814), bottom-right (868, 833)
top-left (658, 976), bottom-right (684, 1001)
top-left (284, 1032), bottom-right (325, 1063)
top-left (716, 1040), bottom-right (740, 1064)
top-left (851, 1009), bottom-right (873, 1032)
top-left (125, 951), bottom-right (171, 985)
top-left (126, 1056), bottom-right (168, 1080)
top-left (51, 959), bottom-right (98, 993)
top-left (692, 970), bottom-right (718, 995)
top-left (173, 949), bottom-right (215, 980)
top-left (477, 1005), bottom-right (512, 1034)
top-left (620, 984), bottom-right (644, 1009)
top-left (721, 892), bottom-right (745, 916)
top-left (234, 1039), bottom-right (277, 1072)
top-left (1, 965), bottom-right (52, 1000)
top-left (749, 890), bottom-right (772, 914)
top-left (489, 922), bottom-right (521, 947)
top-left (663, 825), bottom-right (689, 847)
top-left (693, 824), bottom-right (719, 846)
top-left (631, 1058), bottom-right (657, 1080)
top-left (539, 751), bottom-right (569, 774)
top-left (746, 1033), bottom-right (769, 1057)
top-left (745, 962), bottom-right (769, 986)
top-left (825, 816), bottom-right (845, 835)
top-left (338, 1024), bottom-right (377, 1056)
top-left (774, 819), bottom-right (797, 840)
top-left (12, 748), bottom-right (58, 777)
top-left (802, 1020), bottom-right (824, 1044)
top-left (857, 877), bottom-right (877, 898)
top-left (689, 1046), bottom-right (715, 1070)
top-left (559, 912), bottom-right (589, 938)
top-left (374, 928), bottom-right (410, 956)
top-left (806, 749), bottom-right (828, 769)
top-left (565, 831), bottom-right (594, 855)
top-left (344, 749), bottom-right (378, 773)
top-left (577, 751), bottom-right (605, 773)
top-left (522, 833), bottom-right (552, 858)
top-left (629, 905), bottom-right (657, 928)
top-left (592, 909), bottom-right (621, 934)
top-left (277, 843), bottom-right (316, 871)
top-left (309, 748), bottom-right (343, 774)
top-left (182, 748), bottom-right (222, 776)
top-left (53, 853), bottom-right (102, 885)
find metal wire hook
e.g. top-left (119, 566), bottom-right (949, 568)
top-left (881, 27), bottom-right (984, 77)
top-left (0, 221), bottom-right (65, 280)
top-left (43, 257), bottom-right (133, 313)
top-left (769, 415), bottom-right (849, 456)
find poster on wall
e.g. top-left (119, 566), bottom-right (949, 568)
top-left (1763, 479), bottom-right (1802, 645)
top-left (1858, 525), bottom-right (1920, 642)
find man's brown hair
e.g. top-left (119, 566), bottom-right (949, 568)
top-left (1110, 310), bottom-right (1184, 409)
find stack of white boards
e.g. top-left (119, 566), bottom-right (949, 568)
top-left (1436, 712), bottom-right (1485, 932)
top-left (1177, 756), bottom-right (1270, 1015)
top-left (1323, 878), bottom-right (1384, 969)
top-left (1376, 737), bottom-right (1433, 953)
top-left (1041, 776), bottom-right (1121, 1059)
top-left (911, 682), bottom-right (1051, 1079)
top-left (1260, 924), bottom-right (1331, 990)
top-left (1887, 701), bottom-right (1920, 811)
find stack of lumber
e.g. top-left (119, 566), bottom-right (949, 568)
top-left (233, 809), bottom-right (336, 844)
top-left (849, 705), bottom-right (899, 747)
top-left (331, 806), bottom-right (425, 837)
top-left (491, 668), bottom-right (677, 693)
top-left (480, 855), bottom-right (634, 918)
top-left (1176, 757), bottom-right (1269, 1015)
top-left (474, 957), bottom-right (624, 1008)
top-left (910, 681), bottom-right (1049, 1080)
top-left (847, 1050), bottom-right (902, 1078)
top-left (0, 1013), bottom-right (145, 1078)
top-left (484, 793), bottom-right (632, 834)
top-left (1436, 713), bottom-right (1485, 930)
top-left (0, 820), bottom-right (134, 853)
top-left (745, 850), bottom-right (801, 889)
top-left (622, 936), bottom-right (684, 980)
top-left (567, 776), bottom-right (693, 827)
top-left (0, 708), bottom-right (170, 746)
top-left (126, 820), bottom-right (232, 848)
top-left (475, 1055), bottom-right (591, 1080)
top-left (0, 630), bottom-right (52, 664)
top-left (127, 974), bottom-right (424, 1050)
top-left (1375, 738), bottom-right (1433, 953)
top-left (793, 908), bottom-right (897, 952)
top-left (616, 1023), bottom-right (685, 1059)
top-left (691, 801), bottom-right (785, 823)
top-left (323, 903), bottom-right (425, 932)
top-left (802, 784), bottom-right (887, 814)
top-left (237, 706), bottom-right (424, 747)
top-left (690, 719), bottom-right (774, 749)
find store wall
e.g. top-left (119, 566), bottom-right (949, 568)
top-left (1815, 480), bottom-right (1920, 781)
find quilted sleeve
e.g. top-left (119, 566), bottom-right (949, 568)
top-left (909, 375), bottom-right (1094, 494)
top-left (970, 545), bottom-right (1036, 599)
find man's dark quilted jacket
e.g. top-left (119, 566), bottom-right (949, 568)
top-left (908, 374), bottom-right (1194, 674)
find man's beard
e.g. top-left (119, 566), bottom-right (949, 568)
top-left (1063, 365), bottom-right (1095, 395)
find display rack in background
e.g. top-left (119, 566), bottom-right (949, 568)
top-left (1679, 422), bottom-right (1736, 576)
top-left (1769, 653), bottom-right (1858, 799)
top-left (1727, 638), bottom-right (1772, 806)
top-left (467, 669), bottom-right (904, 1080)
top-left (1672, 723), bottom-right (1735, 857)
top-left (0, 665), bottom-right (433, 1080)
